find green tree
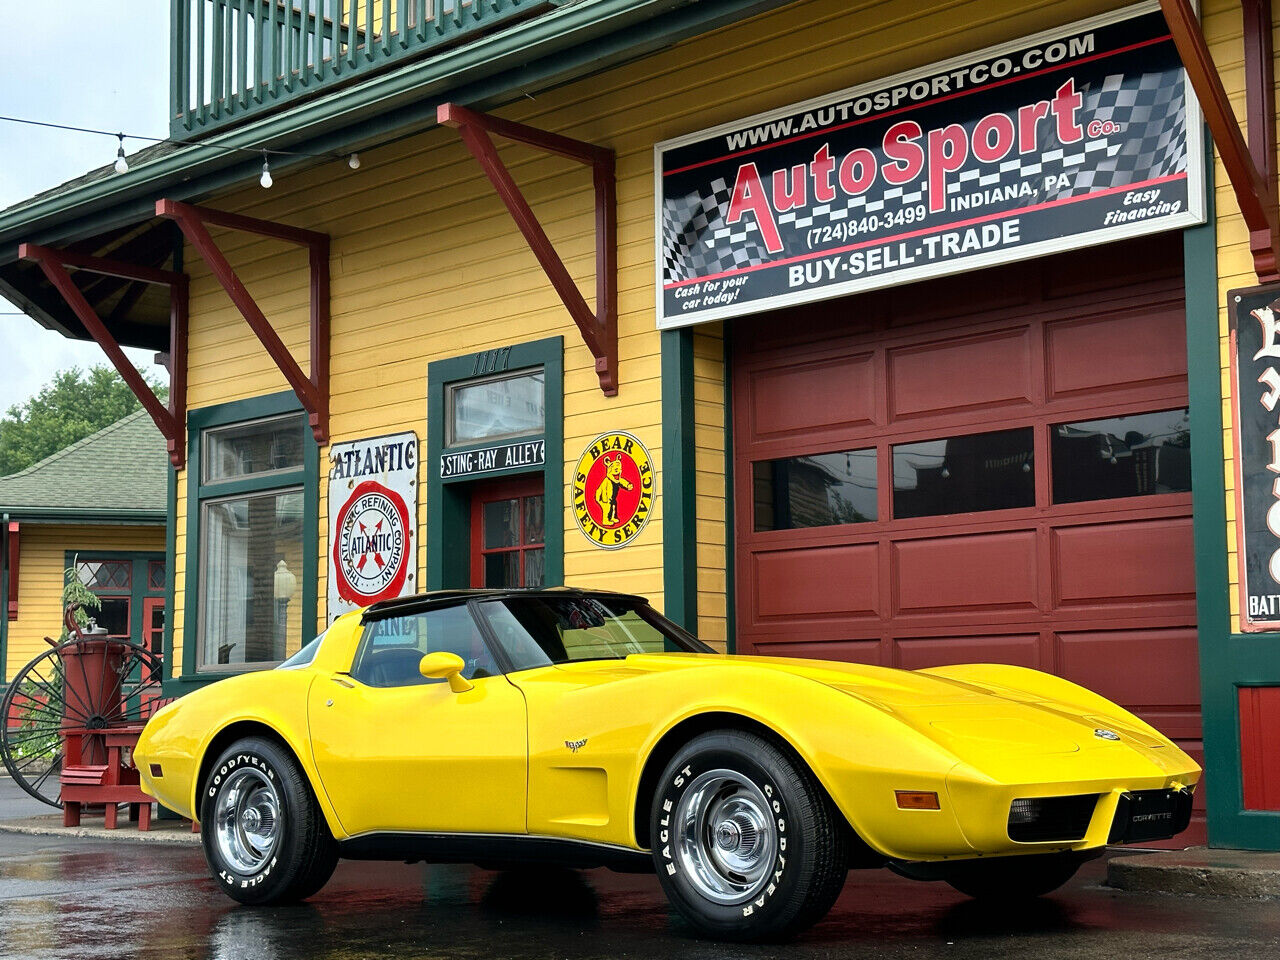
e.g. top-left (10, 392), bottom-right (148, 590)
top-left (0, 366), bottom-right (167, 476)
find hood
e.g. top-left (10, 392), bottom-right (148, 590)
top-left (556, 652), bottom-right (998, 705)
top-left (547, 653), bottom-right (1177, 761)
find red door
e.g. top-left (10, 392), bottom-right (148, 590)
top-left (142, 597), bottom-right (165, 659)
top-left (731, 235), bottom-right (1205, 843)
top-left (470, 477), bottom-right (546, 588)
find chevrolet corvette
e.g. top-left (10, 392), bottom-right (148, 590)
top-left (135, 589), bottom-right (1199, 941)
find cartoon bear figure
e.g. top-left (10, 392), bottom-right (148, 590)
top-left (595, 453), bottom-right (634, 526)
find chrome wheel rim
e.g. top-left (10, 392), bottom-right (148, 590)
top-left (214, 767), bottom-right (282, 873)
top-left (674, 768), bottom-right (778, 905)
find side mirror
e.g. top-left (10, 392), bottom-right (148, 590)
top-left (419, 651), bottom-right (474, 693)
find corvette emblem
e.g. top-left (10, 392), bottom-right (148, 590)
top-left (565, 738), bottom-right (588, 753)
top-left (1093, 728), bottom-right (1121, 741)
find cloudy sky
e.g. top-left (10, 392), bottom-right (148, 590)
top-left (0, 2), bottom-right (169, 413)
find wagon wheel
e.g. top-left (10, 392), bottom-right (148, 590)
top-left (0, 639), bottom-right (164, 807)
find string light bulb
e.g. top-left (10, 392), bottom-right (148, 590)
top-left (259, 151), bottom-right (273, 189)
top-left (348, 153), bottom-right (360, 170)
top-left (113, 134), bottom-right (128, 175)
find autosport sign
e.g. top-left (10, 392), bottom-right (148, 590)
top-left (655, 2), bottom-right (1205, 328)
top-left (327, 432), bottom-right (418, 620)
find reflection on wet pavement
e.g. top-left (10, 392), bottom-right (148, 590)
top-left (0, 830), bottom-right (1278, 960)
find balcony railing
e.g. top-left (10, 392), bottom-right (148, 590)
top-left (171, 1), bottom-right (546, 135)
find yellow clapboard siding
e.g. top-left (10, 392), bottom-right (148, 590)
top-left (174, 0), bottom-right (1194, 665)
top-left (1204, 0), bottom-right (1271, 625)
top-left (4, 524), bottom-right (165, 681)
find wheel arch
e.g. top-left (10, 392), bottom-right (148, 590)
top-left (631, 710), bottom-right (880, 866)
top-left (192, 719), bottom-right (338, 836)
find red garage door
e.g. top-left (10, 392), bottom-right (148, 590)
top-left (732, 235), bottom-right (1205, 842)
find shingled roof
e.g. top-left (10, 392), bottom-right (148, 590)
top-left (0, 409), bottom-right (167, 522)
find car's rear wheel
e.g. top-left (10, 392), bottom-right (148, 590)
top-left (650, 729), bottom-right (848, 942)
top-left (200, 736), bottom-right (338, 904)
top-left (945, 853), bottom-right (1081, 900)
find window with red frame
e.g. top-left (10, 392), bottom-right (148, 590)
top-left (470, 477), bottom-right (545, 588)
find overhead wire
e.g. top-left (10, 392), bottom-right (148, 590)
top-left (0, 113), bottom-right (361, 180)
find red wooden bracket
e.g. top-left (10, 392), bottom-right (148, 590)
top-left (438, 103), bottom-right (618, 396)
top-left (6, 521), bottom-right (18, 621)
top-left (17, 244), bottom-right (188, 468)
top-left (1161, 0), bottom-right (1280, 280)
top-left (156, 199), bottom-right (331, 443)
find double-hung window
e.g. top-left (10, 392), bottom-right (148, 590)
top-left (188, 395), bottom-right (317, 674)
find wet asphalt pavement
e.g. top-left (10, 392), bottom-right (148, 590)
top-left (1, 775), bottom-right (1278, 960)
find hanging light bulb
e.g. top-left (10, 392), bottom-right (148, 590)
top-left (348, 153), bottom-right (361, 170)
top-left (259, 151), bottom-right (273, 189)
top-left (113, 134), bottom-right (129, 175)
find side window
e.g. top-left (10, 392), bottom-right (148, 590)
top-left (349, 606), bottom-right (499, 687)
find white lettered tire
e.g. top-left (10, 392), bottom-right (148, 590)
top-left (650, 730), bottom-right (848, 941)
top-left (200, 736), bottom-right (338, 904)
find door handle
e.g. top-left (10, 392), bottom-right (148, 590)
top-left (331, 676), bottom-right (354, 689)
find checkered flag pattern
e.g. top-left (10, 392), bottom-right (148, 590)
top-left (1034, 70), bottom-right (1187, 205)
top-left (661, 177), bottom-right (774, 284)
top-left (660, 68), bottom-right (1188, 284)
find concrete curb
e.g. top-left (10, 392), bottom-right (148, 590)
top-left (1107, 847), bottom-right (1280, 898)
top-left (0, 815), bottom-right (200, 846)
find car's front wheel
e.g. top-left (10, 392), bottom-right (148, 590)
top-left (650, 729), bottom-right (848, 942)
top-left (945, 853), bottom-right (1081, 900)
top-left (200, 736), bottom-right (338, 904)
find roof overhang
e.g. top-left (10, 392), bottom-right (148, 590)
top-left (0, 0), bottom-right (792, 259)
top-left (0, 509), bottom-right (166, 525)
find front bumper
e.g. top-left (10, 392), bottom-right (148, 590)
top-left (942, 769), bottom-right (1199, 858)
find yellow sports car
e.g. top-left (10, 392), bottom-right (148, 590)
top-left (136, 589), bottom-right (1199, 941)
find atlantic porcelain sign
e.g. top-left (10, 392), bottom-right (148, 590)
top-left (654, 2), bottom-right (1205, 328)
top-left (327, 432), bottom-right (419, 621)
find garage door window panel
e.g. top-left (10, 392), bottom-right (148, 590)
top-left (753, 449), bottom-right (877, 531)
top-left (892, 428), bottom-right (1035, 519)
top-left (1051, 408), bottom-right (1191, 504)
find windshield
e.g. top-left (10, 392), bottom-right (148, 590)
top-left (277, 631), bottom-right (326, 669)
top-left (476, 595), bottom-right (711, 671)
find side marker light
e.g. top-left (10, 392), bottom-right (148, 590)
top-left (895, 790), bottom-right (940, 810)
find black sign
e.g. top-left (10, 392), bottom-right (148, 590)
top-left (1231, 284), bottom-right (1280, 630)
top-left (655, 3), bottom-right (1204, 328)
top-left (440, 439), bottom-right (545, 480)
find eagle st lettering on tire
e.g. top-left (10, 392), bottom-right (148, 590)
top-left (650, 729), bottom-right (847, 941)
top-left (200, 737), bottom-right (338, 905)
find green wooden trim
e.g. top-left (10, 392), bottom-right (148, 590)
top-left (0, 0), bottom-right (793, 257)
top-left (1, 513), bottom-right (9, 682)
top-left (163, 467), bottom-right (177, 693)
top-left (188, 390), bottom-right (308, 435)
top-left (1185, 134), bottom-right (1280, 849)
top-left (173, 391), bottom-right (318, 695)
top-left (723, 335), bottom-right (736, 654)
top-left (426, 338), bottom-right (563, 590)
top-left (661, 328), bottom-right (698, 633)
top-left (0, 510), bottom-right (166, 524)
top-left (62, 549), bottom-right (165, 647)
